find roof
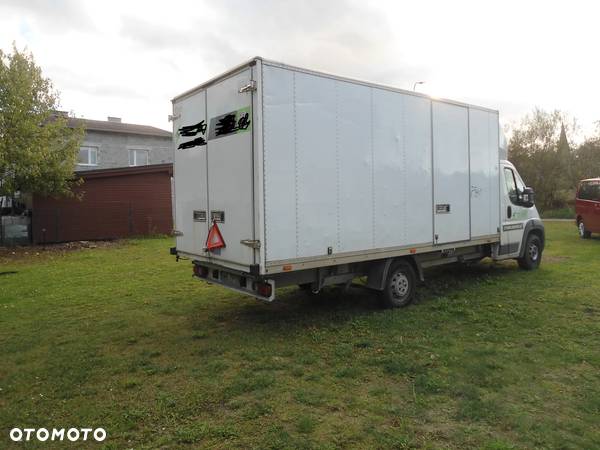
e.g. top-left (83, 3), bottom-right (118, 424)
top-left (74, 163), bottom-right (173, 179)
top-left (172, 56), bottom-right (498, 114)
top-left (68, 117), bottom-right (172, 138)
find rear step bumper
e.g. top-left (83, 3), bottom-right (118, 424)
top-left (192, 261), bottom-right (275, 302)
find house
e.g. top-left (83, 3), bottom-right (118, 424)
top-left (28, 116), bottom-right (175, 244)
top-left (32, 164), bottom-right (174, 244)
top-left (69, 116), bottom-right (173, 170)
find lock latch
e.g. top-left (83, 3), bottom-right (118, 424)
top-left (238, 81), bottom-right (257, 93)
top-left (240, 239), bottom-right (261, 249)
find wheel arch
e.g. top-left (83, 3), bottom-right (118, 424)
top-left (519, 218), bottom-right (545, 258)
top-left (366, 256), bottom-right (423, 291)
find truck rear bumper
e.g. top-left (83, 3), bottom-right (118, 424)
top-left (192, 260), bottom-right (275, 302)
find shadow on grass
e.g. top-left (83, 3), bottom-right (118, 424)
top-left (0, 270), bottom-right (18, 276)
top-left (418, 259), bottom-right (516, 297)
top-left (190, 259), bottom-right (519, 333)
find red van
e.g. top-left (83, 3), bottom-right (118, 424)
top-left (576, 178), bottom-right (600, 238)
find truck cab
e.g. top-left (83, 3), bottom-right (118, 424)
top-left (496, 160), bottom-right (545, 269)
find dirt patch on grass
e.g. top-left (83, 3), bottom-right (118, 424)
top-left (0, 240), bottom-right (124, 263)
top-left (544, 255), bottom-right (571, 263)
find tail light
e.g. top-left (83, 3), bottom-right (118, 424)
top-left (255, 282), bottom-right (272, 298)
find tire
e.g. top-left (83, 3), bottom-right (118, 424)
top-left (298, 283), bottom-right (319, 295)
top-left (380, 261), bottom-right (416, 308)
top-left (518, 234), bottom-right (543, 270)
top-left (578, 220), bottom-right (592, 239)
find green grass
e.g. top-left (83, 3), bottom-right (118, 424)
top-left (1, 223), bottom-right (599, 449)
top-left (540, 207), bottom-right (575, 219)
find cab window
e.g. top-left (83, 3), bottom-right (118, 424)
top-left (504, 167), bottom-right (519, 204)
top-left (514, 171), bottom-right (526, 193)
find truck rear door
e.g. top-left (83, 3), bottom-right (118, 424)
top-left (205, 68), bottom-right (256, 268)
top-left (173, 66), bottom-right (256, 270)
top-left (173, 91), bottom-right (209, 256)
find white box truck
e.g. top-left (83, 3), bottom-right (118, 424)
top-left (170, 57), bottom-right (544, 307)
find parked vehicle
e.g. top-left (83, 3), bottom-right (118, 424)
top-left (170, 57), bottom-right (545, 307)
top-left (575, 178), bottom-right (600, 238)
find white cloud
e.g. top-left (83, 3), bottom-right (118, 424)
top-left (1, 0), bottom-right (599, 136)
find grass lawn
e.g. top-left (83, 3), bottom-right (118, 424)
top-left (1, 222), bottom-right (599, 449)
top-left (540, 208), bottom-right (575, 220)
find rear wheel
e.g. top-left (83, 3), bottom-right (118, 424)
top-left (578, 220), bottom-right (592, 239)
top-left (380, 261), bottom-right (416, 308)
top-left (518, 234), bottom-right (542, 270)
top-left (298, 283), bottom-right (319, 296)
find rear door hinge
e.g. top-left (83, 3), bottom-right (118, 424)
top-left (240, 239), bottom-right (261, 249)
top-left (238, 81), bottom-right (257, 93)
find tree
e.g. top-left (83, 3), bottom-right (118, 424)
top-left (573, 124), bottom-right (600, 182)
top-left (0, 44), bottom-right (83, 213)
top-left (557, 122), bottom-right (572, 183)
top-left (507, 108), bottom-right (577, 210)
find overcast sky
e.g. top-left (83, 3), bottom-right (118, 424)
top-left (1, 0), bottom-right (598, 137)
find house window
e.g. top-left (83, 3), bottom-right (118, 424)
top-left (129, 149), bottom-right (149, 166)
top-left (78, 146), bottom-right (98, 166)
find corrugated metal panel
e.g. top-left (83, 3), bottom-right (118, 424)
top-left (469, 109), bottom-right (500, 238)
top-left (403, 94), bottom-right (433, 245)
top-left (205, 68), bottom-right (255, 266)
top-left (262, 65), bottom-right (296, 261)
top-left (372, 87), bottom-right (406, 248)
top-left (337, 81), bottom-right (373, 253)
top-left (178, 61), bottom-right (502, 271)
top-left (432, 102), bottom-right (470, 244)
top-left (262, 65), bottom-right (435, 263)
top-left (172, 91), bottom-right (209, 257)
top-left (294, 71), bottom-right (338, 258)
top-left (32, 166), bottom-right (173, 243)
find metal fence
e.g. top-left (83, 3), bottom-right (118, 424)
top-left (0, 215), bottom-right (31, 246)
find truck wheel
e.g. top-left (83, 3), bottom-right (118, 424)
top-left (578, 220), bottom-right (592, 239)
top-left (380, 261), bottom-right (416, 308)
top-left (518, 234), bottom-right (542, 270)
top-left (298, 283), bottom-right (319, 295)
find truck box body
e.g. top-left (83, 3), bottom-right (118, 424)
top-left (172, 57), bottom-right (501, 279)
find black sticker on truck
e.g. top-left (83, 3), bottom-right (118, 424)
top-left (177, 120), bottom-right (207, 149)
top-left (179, 120), bottom-right (207, 137)
top-left (436, 204), bottom-right (451, 214)
top-left (208, 107), bottom-right (252, 140)
top-left (178, 137), bottom-right (206, 149)
top-left (176, 107), bottom-right (251, 150)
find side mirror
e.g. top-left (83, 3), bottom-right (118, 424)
top-left (518, 187), bottom-right (535, 208)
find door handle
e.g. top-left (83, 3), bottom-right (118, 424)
top-left (507, 206), bottom-right (512, 219)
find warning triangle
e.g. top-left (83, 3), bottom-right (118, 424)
top-left (205, 221), bottom-right (226, 251)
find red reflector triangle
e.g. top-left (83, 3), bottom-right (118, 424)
top-left (205, 221), bottom-right (226, 251)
